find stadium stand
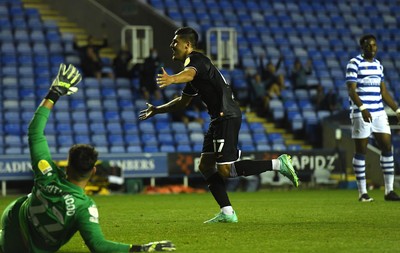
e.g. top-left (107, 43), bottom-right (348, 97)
top-left (0, 0), bottom-right (399, 158)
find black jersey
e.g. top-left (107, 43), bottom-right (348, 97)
top-left (182, 51), bottom-right (242, 120)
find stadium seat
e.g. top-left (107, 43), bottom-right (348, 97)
top-left (110, 145), bottom-right (126, 153)
top-left (125, 134), bottom-right (141, 145)
top-left (127, 145), bottom-right (143, 153)
top-left (160, 144), bottom-right (176, 152)
top-left (176, 144), bottom-right (192, 152)
top-left (143, 145), bottom-right (159, 153)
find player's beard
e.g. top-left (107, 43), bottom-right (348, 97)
top-left (363, 50), bottom-right (376, 60)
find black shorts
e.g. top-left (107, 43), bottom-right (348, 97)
top-left (202, 117), bottom-right (242, 164)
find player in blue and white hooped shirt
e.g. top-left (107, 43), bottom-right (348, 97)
top-left (346, 34), bottom-right (400, 202)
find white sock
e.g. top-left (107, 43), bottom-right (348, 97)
top-left (353, 155), bottom-right (367, 197)
top-left (221, 206), bottom-right (234, 215)
top-left (272, 159), bottom-right (280, 171)
top-left (381, 153), bottom-right (394, 195)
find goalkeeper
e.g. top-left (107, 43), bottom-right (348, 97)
top-left (0, 64), bottom-right (175, 253)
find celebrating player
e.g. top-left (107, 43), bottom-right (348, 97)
top-left (0, 64), bottom-right (175, 252)
top-left (139, 27), bottom-right (298, 223)
top-left (346, 34), bottom-right (400, 202)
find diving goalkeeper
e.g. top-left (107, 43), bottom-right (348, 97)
top-left (0, 64), bottom-right (175, 253)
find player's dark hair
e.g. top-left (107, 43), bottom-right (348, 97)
top-left (68, 144), bottom-right (98, 179)
top-left (175, 27), bottom-right (198, 48)
top-left (359, 34), bottom-right (376, 46)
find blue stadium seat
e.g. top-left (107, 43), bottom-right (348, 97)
top-left (139, 121), bottom-right (155, 134)
top-left (256, 143), bottom-right (271, 151)
top-left (127, 145), bottom-right (143, 153)
top-left (158, 133), bottom-right (175, 145)
top-left (143, 145), bottom-right (159, 153)
top-left (106, 122), bottom-right (123, 133)
top-left (125, 134), bottom-right (141, 145)
top-left (110, 146), bottom-right (126, 153)
top-left (108, 134), bottom-right (124, 146)
top-left (75, 135), bottom-right (91, 144)
top-left (123, 122), bottom-right (139, 134)
top-left (5, 147), bottom-right (22, 155)
top-left (56, 122), bottom-right (73, 134)
top-left (4, 123), bottom-right (22, 135)
top-left (174, 133), bottom-right (190, 145)
top-left (4, 135), bottom-right (22, 146)
top-left (54, 111), bottom-right (71, 122)
top-left (73, 122), bottom-right (90, 134)
top-left (160, 144), bottom-right (176, 153)
top-left (88, 110), bottom-right (104, 122)
top-left (240, 142), bottom-right (256, 152)
top-left (176, 144), bottom-right (192, 152)
top-left (141, 133), bottom-right (158, 145)
top-left (91, 134), bottom-right (108, 146)
top-left (70, 99), bottom-right (86, 110)
top-left (155, 121), bottom-right (172, 134)
top-left (104, 110), bottom-right (120, 122)
top-left (89, 122), bottom-right (106, 134)
top-left (57, 134), bottom-right (74, 147)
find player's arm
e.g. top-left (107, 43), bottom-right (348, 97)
top-left (139, 93), bottom-right (193, 120)
top-left (77, 204), bottom-right (175, 252)
top-left (380, 81), bottom-right (399, 112)
top-left (157, 67), bottom-right (196, 88)
top-left (347, 81), bottom-right (372, 122)
top-left (380, 81), bottom-right (400, 122)
top-left (28, 64), bottom-right (82, 171)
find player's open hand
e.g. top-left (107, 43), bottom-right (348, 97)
top-left (141, 240), bottom-right (176, 252)
top-left (50, 63), bottom-right (82, 96)
top-left (139, 103), bottom-right (156, 120)
top-left (156, 67), bottom-right (173, 88)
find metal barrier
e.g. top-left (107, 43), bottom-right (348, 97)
top-left (121, 25), bottom-right (154, 64)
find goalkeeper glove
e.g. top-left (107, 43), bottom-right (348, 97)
top-left (45, 63), bottom-right (82, 104)
top-left (130, 241), bottom-right (176, 252)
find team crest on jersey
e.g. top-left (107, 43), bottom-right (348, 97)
top-left (184, 57), bottom-right (190, 67)
top-left (38, 160), bottom-right (53, 175)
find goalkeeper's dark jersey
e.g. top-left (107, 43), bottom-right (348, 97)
top-left (18, 106), bottom-right (130, 252)
top-left (182, 51), bottom-right (242, 121)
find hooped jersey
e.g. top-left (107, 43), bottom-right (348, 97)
top-left (181, 51), bottom-right (242, 121)
top-left (345, 54), bottom-right (386, 119)
top-left (20, 106), bottom-right (130, 252)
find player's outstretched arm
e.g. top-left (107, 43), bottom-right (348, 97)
top-left (28, 63), bottom-right (82, 172)
top-left (139, 95), bottom-right (192, 120)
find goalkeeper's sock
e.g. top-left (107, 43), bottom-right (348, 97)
top-left (232, 160), bottom-right (273, 176)
top-left (207, 172), bottom-right (231, 208)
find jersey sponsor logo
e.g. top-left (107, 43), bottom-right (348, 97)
top-left (38, 160), bottom-right (53, 175)
top-left (184, 57), bottom-right (190, 67)
top-left (361, 76), bottom-right (380, 86)
top-left (88, 205), bottom-right (99, 223)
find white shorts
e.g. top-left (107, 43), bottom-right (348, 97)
top-left (351, 115), bottom-right (391, 139)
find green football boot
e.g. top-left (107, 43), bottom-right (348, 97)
top-left (278, 154), bottom-right (299, 187)
top-left (204, 211), bottom-right (238, 224)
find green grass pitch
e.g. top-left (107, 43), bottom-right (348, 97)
top-left (1, 189), bottom-right (399, 253)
